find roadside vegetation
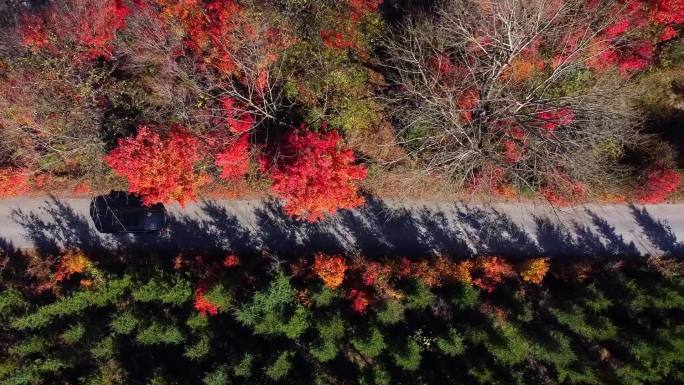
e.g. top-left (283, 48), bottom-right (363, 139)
top-left (0, 0), bottom-right (683, 220)
top-left (0, 246), bottom-right (682, 385)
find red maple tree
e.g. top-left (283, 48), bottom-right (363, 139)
top-left (264, 127), bottom-right (367, 222)
top-left (105, 125), bottom-right (202, 206)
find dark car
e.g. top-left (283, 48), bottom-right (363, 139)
top-left (90, 191), bottom-right (167, 233)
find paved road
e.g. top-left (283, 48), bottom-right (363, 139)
top-left (0, 196), bottom-right (683, 257)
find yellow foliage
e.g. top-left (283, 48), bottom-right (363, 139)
top-left (520, 258), bottom-right (550, 284)
top-left (54, 250), bottom-right (91, 282)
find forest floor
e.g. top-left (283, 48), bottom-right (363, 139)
top-left (0, 196), bottom-right (682, 257)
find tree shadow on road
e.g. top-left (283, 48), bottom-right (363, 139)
top-left (2, 197), bottom-right (682, 262)
top-left (11, 196), bottom-right (112, 257)
top-left (630, 204), bottom-right (684, 256)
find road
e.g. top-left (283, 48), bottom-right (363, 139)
top-left (0, 196), bottom-right (683, 257)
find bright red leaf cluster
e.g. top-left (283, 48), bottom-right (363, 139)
top-left (637, 163), bottom-right (682, 203)
top-left (215, 134), bottom-right (250, 180)
top-left (105, 126), bottom-right (201, 206)
top-left (264, 127), bottom-right (367, 222)
top-left (194, 284), bottom-right (219, 317)
top-left (20, 0), bottom-right (129, 61)
top-left (586, 0), bottom-right (684, 77)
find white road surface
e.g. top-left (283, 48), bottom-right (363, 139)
top-left (0, 196), bottom-right (682, 257)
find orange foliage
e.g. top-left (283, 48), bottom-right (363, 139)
top-left (0, 168), bottom-right (30, 198)
top-left (456, 89), bottom-right (480, 124)
top-left (106, 125), bottom-right (202, 206)
top-left (503, 140), bottom-right (524, 163)
top-left (520, 257), bottom-right (550, 284)
top-left (472, 256), bottom-right (513, 293)
top-left (313, 253), bottom-right (348, 289)
top-left (362, 261), bottom-right (393, 286)
top-left (54, 251), bottom-right (91, 283)
top-left (453, 260), bottom-right (474, 284)
top-left (72, 181), bottom-right (91, 194)
top-left (541, 176), bottom-right (586, 207)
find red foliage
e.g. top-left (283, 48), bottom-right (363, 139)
top-left (362, 261), bottom-right (392, 286)
top-left (535, 108), bottom-right (574, 132)
top-left (0, 168), bottom-right (30, 198)
top-left (603, 18), bottom-right (632, 38)
top-left (194, 284), bottom-right (219, 317)
top-left (77, 0), bottom-right (129, 60)
top-left (472, 256), bottom-right (512, 293)
top-left (313, 253), bottom-right (348, 289)
top-left (586, 39), bottom-right (620, 72)
top-left (105, 126), bottom-right (201, 206)
top-left (651, 0), bottom-right (684, 25)
top-left (157, 0), bottom-right (242, 66)
top-left (659, 25), bottom-right (679, 41)
top-left (427, 52), bottom-right (455, 78)
top-left (321, 30), bottom-right (356, 50)
top-left (508, 126), bottom-right (527, 141)
top-left (457, 89), bottom-right (480, 124)
top-left (617, 40), bottom-right (653, 77)
top-left (503, 140), bottom-right (523, 163)
top-left (215, 134), bottom-right (250, 180)
top-left (54, 251), bottom-right (90, 283)
top-left (347, 0), bottom-right (383, 21)
top-left (637, 163), bottom-right (682, 203)
top-left (349, 289), bottom-right (370, 313)
top-left (264, 127), bottom-right (367, 222)
top-left (157, 0), bottom-right (292, 77)
top-left (540, 178), bottom-right (586, 206)
top-left (20, 14), bottom-right (50, 49)
top-left (540, 187), bottom-right (570, 206)
top-left (223, 254), bottom-right (240, 268)
top-left (72, 181), bottom-right (92, 194)
top-left (468, 166), bottom-right (513, 197)
top-left (20, 0), bottom-right (129, 61)
top-left (221, 97), bottom-right (255, 134)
